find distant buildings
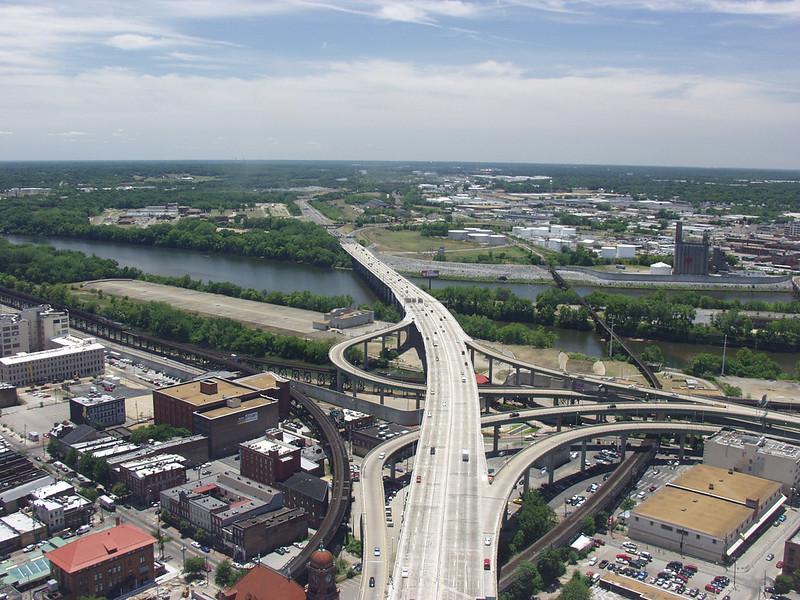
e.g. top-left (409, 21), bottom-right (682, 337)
top-left (45, 524), bottom-right (157, 600)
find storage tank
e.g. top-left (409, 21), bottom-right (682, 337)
top-left (448, 229), bottom-right (468, 241)
top-left (600, 246), bottom-right (616, 259)
top-left (488, 235), bottom-right (506, 246)
top-left (649, 261), bottom-right (673, 275)
top-left (468, 233), bottom-right (490, 244)
top-left (616, 244), bottom-right (636, 259)
top-left (548, 238), bottom-right (567, 252)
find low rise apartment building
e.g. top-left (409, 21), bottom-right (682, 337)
top-left (69, 394), bottom-right (126, 427)
top-left (45, 524), bottom-right (157, 600)
top-left (118, 454), bottom-right (187, 504)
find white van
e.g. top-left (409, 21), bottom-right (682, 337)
top-left (640, 551), bottom-right (652, 561)
top-left (76, 525), bottom-right (91, 535)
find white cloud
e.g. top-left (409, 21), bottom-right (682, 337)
top-left (0, 60), bottom-right (796, 167)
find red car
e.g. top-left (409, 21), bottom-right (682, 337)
top-left (594, 539), bottom-right (605, 547)
top-left (777, 561), bottom-right (784, 569)
top-left (416, 475), bottom-right (422, 483)
top-left (484, 558), bottom-right (491, 570)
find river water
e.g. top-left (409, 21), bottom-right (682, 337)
top-left (5, 235), bottom-right (797, 372)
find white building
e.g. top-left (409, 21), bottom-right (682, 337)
top-left (600, 247), bottom-right (616, 259)
top-left (704, 430), bottom-right (800, 495)
top-left (0, 336), bottom-right (104, 386)
top-left (1, 305), bottom-right (70, 358)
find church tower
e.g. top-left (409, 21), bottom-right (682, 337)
top-left (306, 544), bottom-right (339, 600)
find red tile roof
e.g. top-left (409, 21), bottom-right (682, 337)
top-left (219, 564), bottom-right (305, 600)
top-left (45, 524), bottom-right (156, 573)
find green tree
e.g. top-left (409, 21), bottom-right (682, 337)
top-left (195, 528), bottom-right (207, 543)
top-left (501, 560), bottom-right (542, 600)
top-left (556, 571), bottom-right (592, 600)
top-left (536, 548), bottom-right (566, 585)
top-left (619, 496), bottom-right (636, 511)
top-left (641, 345), bottom-right (663, 363)
top-left (111, 482), bottom-right (128, 498)
top-left (581, 516), bottom-right (596, 536)
top-left (179, 520), bottom-right (190, 536)
top-left (215, 559), bottom-right (244, 587)
top-left (775, 574), bottom-right (793, 594)
top-left (65, 448), bottom-right (79, 468)
top-left (184, 556), bottom-right (206, 577)
top-left (46, 437), bottom-right (60, 458)
top-left (77, 595), bottom-right (107, 600)
top-left (80, 486), bottom-right (99, 502)
top-left (92, 458), bottom-right (112, 485)
top-left (160, 509), bottom-right (171, 523)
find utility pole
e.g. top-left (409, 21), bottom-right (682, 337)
top-left (608, 318), bottom-right (615, 359)
top-left (721, 334), bottom-right (728, 376)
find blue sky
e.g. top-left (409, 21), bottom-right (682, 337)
top-left (1, 0), bottom-right (798, 168)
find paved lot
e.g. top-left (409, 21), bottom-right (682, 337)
top-left (83, 279), bottom-right (391, 339)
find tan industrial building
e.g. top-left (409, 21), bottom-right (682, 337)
top-left (628, 464), bottom-right (784, 562)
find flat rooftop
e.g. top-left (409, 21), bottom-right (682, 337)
top-left (162, 378), bottom-right (255, 407)
top-left (242, 438), bottom-right (296, 455)
top-left (200, 396), bottom-right (276, 420)
top-left (709, 430), bottom-right (800, 460)
top-left (632, 486), bottom-right (754, 537)
top-left (670, 464), bottom-right (781, 504)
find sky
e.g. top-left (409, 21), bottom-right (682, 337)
top-left (1, 0), bottom-right (799, 169)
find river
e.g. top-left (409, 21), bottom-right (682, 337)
top-left (5, 235), bottom-right (798, 373)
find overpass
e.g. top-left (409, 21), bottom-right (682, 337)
top-left (338, 240), bottom-right (494, 599)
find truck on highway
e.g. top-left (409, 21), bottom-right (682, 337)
top-left (462, 448), bottom-right (469, 462)
top-left (99, 495), bottom-right (116, 511)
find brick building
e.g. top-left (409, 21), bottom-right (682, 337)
top-left (118, 454), bottom-right (187, 504)
top-left (45, 524), bottom-right (157, 600)
top-left (239, 437), bottom-right (301, 486)
top-left (229, 507), bottom-right (307, 562)
top-left (152, 375), bottom-right (288, 458)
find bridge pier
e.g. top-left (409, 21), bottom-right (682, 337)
top-left (620, 434), bottom-right (628, 460)
top-left (415, 393), bottom-right (422, 410)
top-left (493, 425), bottom-right (500, 453)
top-left (389, 458), bottom-right (397, 480)
top-left (379, 387), bottom-right (385, 405)
top-left (523, 469), bottom-right (530, 495)
top-left (488, 357), bottom-right (493, 383)
top-left (548, 454), bottom-right (555, 485)
top-left (336, 368), bottom-right (343, 392)
top-left (362, 340), bottom-right (368, 369)
top-left (556, 416), bottom-right (562, 432)
top-left (515, 366), bottom-right (521, 384)
top-left (581, 440), bottom-right (587, 472)
top-left (679, 433), bottom-right (686, 460)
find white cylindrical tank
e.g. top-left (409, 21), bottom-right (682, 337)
top-left (489, 235), bottom-right (506, 246)
top-left (616, 244), bottom-right (636, 259)
top-left (650, 262), bottom-right (673, 275)
top-left (601, 246), bottom-right (616, 259)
